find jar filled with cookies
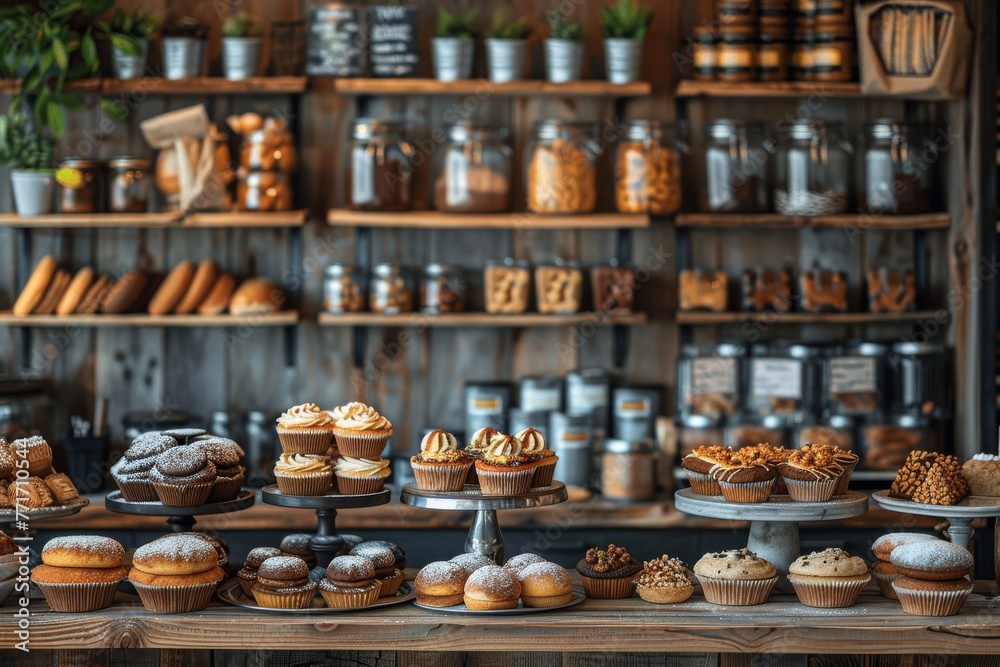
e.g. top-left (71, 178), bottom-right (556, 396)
top-left (421, 263), bottom-right (465, 315)
top-left (535, 259), bottom-right (583, 314)
top-left (822, 342), bottom-right (886, 416)
top-left (347, 119), bottom-right (414, 212)
top-left (614, 120), bottom-right (682, 215)
top-left (526, 120), bottom-right (598, 214)
top-left (108, 157), bottom-right (151, 213)
top-left (323, 264), bottom-right (365, 314)
top-left (591, 261), bottom-right (636, 313)
top-left (434, 123), bottom-right (512, 213)
top-left (370, 263), bottom-right (412, 314)
top-left (861, 413), bottom-right (927, 470)
top-left (747, 342), bottom-right (820, 423)
top-left (484, 258), bottom-right (530, 314)
top-left (236, 169), bottom-right (294, 211)
top-left (677, 342), bottom-right (745, 419)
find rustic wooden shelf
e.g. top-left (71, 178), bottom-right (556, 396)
top-left (318, 312), bottom-right (647, 327)
top-left (332, 77), bottom-right (651, 97)
top-left (676, 80), bottom-right (866, 98)
top-left (675, 212), bottom-right (951, 230)
top-left (0, 78), bottom-right (102, 94)
top-left (0, 311), bottom-right (299, 327)
top-left (327, 209), bottom-right (649, 230)
top-left (101, 76), bottom-right (308, 95)
top-left (182, 210), bottom-right (308, 227)
top-left (0, 210), bottom-right (307, 228)
top-left (677, 310), bottom-right (943, 325)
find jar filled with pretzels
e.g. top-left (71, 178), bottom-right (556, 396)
top-left (526, 120), bottom-right (598, 214)
top-left (535, 259), bottom-right (583, 314)
top-left (614, 120), bottom-right (682, 216)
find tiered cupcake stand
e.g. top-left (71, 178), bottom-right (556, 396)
top-left (674, 489), bottom-right (869, 589)
top-left (871, 491), bottom-right (1000, 550)
top-left (400, 482), bottom-right (569, 564)
top-left (104, 489), bottom-right (255, 533)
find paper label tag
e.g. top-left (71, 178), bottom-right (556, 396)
top-left (568, 384), bottom-right (607, 412)
top-left (521, 387), bottom-right (561, 412)
top-left (446, 149), bottom-right (469, 207)
top-left (616, 399), bottom-right (650, 418)
top-left (467, 395), bottom-right (504, 416)
top-left (829, 357), bottom-right (876, 394)
top-left (351, 147), bottom-right (375, 205)
top-left (751, 359), bottom-right (803, 399)
top-left (692, 357), bottom-right (737, 395)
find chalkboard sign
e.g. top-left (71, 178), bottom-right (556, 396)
top-left (306, 3), bottom-right (367, 77)
top-left (369, 5), bottom-right (420, 78)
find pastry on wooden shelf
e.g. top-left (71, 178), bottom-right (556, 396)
top-left (741, 267), bottom-right (792, 312)
top-left (799, 269), bottom-right (848, 312)
top-left (633, 555), bottom-right (694, 604)
top-left (679, 269), bottom-right (727, 311)
top-left (868, 269), bottom-right (917, 312)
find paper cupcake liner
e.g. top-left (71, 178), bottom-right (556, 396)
top-left (636, 584), bottom-right (694, 604)
top-left (773, 477), bottom-right (788, 495)
top-left (477, 466), bottom-right (535, 496)
top-left (115, 476), bottom-right (158, 502)
top-left (332, 430), bottom-right (390, 459)
top-left (579, 574), bottom-right (635, 599)
top-left (412, 460), bottom-right (473, 492)
top-left (319, 581), bottom-right (382, 608)
top-left (788, 574), bottom-right (870, 608)
top-left (782, 476), bottom-right (838, 503)
top-left (717, 479), bottom-right (775, 504)
top-left (697, 575), bottom-right (777, 606)
top-left (251, 583), bottom-right (317, 609)
top-left (872, 569), bottom-right (900, 600)
top-left (238, 575), bottom-right (256, 598)
top-left (834, 461), bottom-right (858, 496)
top-left (209, 475), bottom-right (245, 502)
top-left (686, 471), bottom-right (721, 496)
top-left (378, 570), bottom-right (404, 597)
top-left (335, 472), bottom-right (386, 496)
top-left (152, 480), bottom-right (214, 507)
top-left (893, 581), bottom-right (972, 616)
top-left (131, 580), bottom-right (218, 613)
top-left (465, 464), bottom-right (480, 486)
top-left (275, 470), bottom-right (333, 496)
top-left (532, 458), bottom-right (557, 487)
top-left (36, 579), bottom-right (121, 612)
top-left (276, 428), bottom-right (334, 455)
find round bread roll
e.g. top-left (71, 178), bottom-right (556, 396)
top-left (414, 561), bottom-right (467, 607)
top-left (148, 261), bottom-right (194, 315)
top-left (131, 534), bottom-right (218, 576)
top-left (56, 267), bottom-right (94, 315)
top-left (129, 565), bottom-right (225, 587)
top-left (197, 272), bottom-right (237, 315)
top-left (174, 260), bottom-right (218, 314)
top-left (517, 562), bottom-right (573, 608)
top-left (504, 553), bottom-right (547, 575)
top-left (41, 536), bottom-right (125, 569)
top-left (31, 564), bottom-right (127, 584)
top-left (13, 254), bottom-right (57, 315)
top-left (450, 552), bottom-right (494, 578)
top-left (229, 277), bottom-right (283, 316)
top-left (464, 565), bottom-right (521, 611)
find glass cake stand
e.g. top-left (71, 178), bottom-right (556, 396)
top-left (260, 485), bottom-right (391, 568)
top-left (105, 489), bottom-right (255, 533)
top-left (399, 482), bottom-right (568, 564)
top-left (871, 490), bottom-right (1000, 550)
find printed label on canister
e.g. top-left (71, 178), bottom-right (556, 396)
top-left (829, 357), bottom-right (876, 394)
top-left (615, 399), bottom-right (651, 418)
top-left (751, 359), bottom-right (803, 399)
top-left (568, 384), bottom-right (607, 411)
top-left (692, 357), bottom-right (737, 395)
top-left (467, 395), bottom-right (503, 415)
top-left (521, 386), bottom-right (561, 411)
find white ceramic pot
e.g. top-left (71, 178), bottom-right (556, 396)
top-left (11, 170), bottom-right (55, 217)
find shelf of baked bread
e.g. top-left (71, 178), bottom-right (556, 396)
top-left (0, 311), bottom-right (299, 327)
top-left (0, 210), bottom-right (307, 228)
top-left (676, 80), bottom-right (866, 98)
top-left (675, 212), bottom-right (951, 230)
top-left (327, 209), bottom-right (650, 230)
top-left (331, 78), bottom-right (651, 97)
top-left (677, 310), bottom-right (943, 325)
top-left (318, 312), bottom-right (647, 327)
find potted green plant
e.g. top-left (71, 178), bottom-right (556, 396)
top-left (544, 10), bottom-right (584, 83)
top-left (96, 8), bottom-right (161, 81)
top-left (432, 8), bottom-right (477, 82)
top-left (601, 0), bottom-right (652, 84)
top-left (0, 115), bottom-right (55, 217)
top-left (161, 16), bottom-right (208, 80)
top-left (221, 12), bottom-right (264, 81)
top-left (484, 9), bottom-right (530, 83)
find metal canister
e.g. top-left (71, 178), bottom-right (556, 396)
top-left (601, 438), bottom-right (655, 502)
top-left (565, 369), bottom-right (610, 434)
top-left (612, 385), bottom-right (663, 444)
top-left (464, 381), bottom-right (513, 437)
top-left (518, 376), bottom-right (563, 412)
top-left (549, 412), bottom-right (593, 488)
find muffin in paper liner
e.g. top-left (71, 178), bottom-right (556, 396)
top-left (275, 470), bottom-right (334, 496)
top-left (579, 573), bottom-right (635, 599)
top-left (788, 573), bottom-right (870, 608)
top-left (411, 459), bottom-right (473, 492)
top-left (893, 580), bottom-right (973, 616)
top-left (132, 580), bottom-right (218, 613)
top-left (477, 465), bottom-right (535, 496)
top-left (782, 476), bottom-right (839, 503)
top-left (319, 580), bottom-right (382, 608)
top-left (834, 460), bottom-right (857, 496)
top-left (251, 583), bottom-right (317, 609)
top-left (115, 476), bottom-right (158, 502)
top-left (378, 569), bottom-right (405, 597)
top-left (332, 430), bottom-right (390, 459)
top-left (35, 579), bottom-right (121, 612)
top-left (335, 472), bottom-right (386, 496)
top-left (276, 428), bottom-right (334, 455)
top-left (872, 569), bottom-right (900, 600)
top-left (237, 574), bottom-right (256, 598)
top-left (697, 574), bottom-right (777, 606)
top-left (209, 474), bottom-right (245, 502)
top-left (717, 478), bottom-right (775, 504)
top-left (465, 463), bottom-right (480, 486)
top-left (152, 480), bottom-right (213, 507)
top-left (531, 457), bottom-right (558, 487)
top-left (686, 471), bottom-right (721, 496)
top-left (773, 477), bottom-right (788, 495)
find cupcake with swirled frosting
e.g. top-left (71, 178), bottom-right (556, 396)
top-left (275, 403), bottom-right (336, 455)
top-left (515, 427), bottom-right (559, 487)
top-left (464, 426), bottom-right (501, 486)
top-left (475, 433), bottom-right (534, 496)
top-left (410, 430), bottom-right (472, 492)
top-left (335, 456), bottom-right (391, 495)
top-left (331, 403), bottom-right (393, 459)
top-left (274, 453), bottom-right (333, 496)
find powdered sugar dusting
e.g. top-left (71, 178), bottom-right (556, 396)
top-left (258, 555), bottom-right (309, 579)
top-left (467, 565), bottom-right (519, 597)
top-left (327, 555), bottom-right (375, 581)
top-left (971, 453), bottom-right (1000, 462)
top-left (348, 543), bottom-right (394, 569)
top-left (517, 561), bottom-right (570, 584)
top-left (503, 553), bottom-right (547, 572)
top-left (135, 535), bottom-right (215, 565)
top-left (890, 541), bottom-right (973, 571)
top-left (416, 561), bottom-right (464, 586)
top-left (43, 536), bottom-right (123, 561)
top-left (872, 532), bottom-right (938, 554)
top-left (450, 552), bottom-right (494, 575)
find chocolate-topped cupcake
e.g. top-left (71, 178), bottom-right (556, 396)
top-left (575, 544), bottom-right (642, 599)
top-left (149, 446), bottom-right (217, 506)
top-left (349, 543), bottom-right (403, 596)
top-left (194, 437), bottom-right (246, 501)
top-left (280, 534), bottom-right (317, 568)
top-left (238, 547), bottom-right (282, 596)
top-left (319, 555), bottom-right (380, 608)
top-left (251, 556), bottom-right (317, 609)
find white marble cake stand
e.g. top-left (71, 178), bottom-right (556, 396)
top-left (871, 490), bottom-right (1000, 550)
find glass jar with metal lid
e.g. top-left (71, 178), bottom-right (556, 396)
top-left (484, 258), bottom-right (530, 314)
top-left (421, 263), bottom-right (465, 314)
top-left (697, 120), bottom-right (770, 213)
top-left (678, 413), bottom-right (725, 457)
top-left (107, 157), bottom-right (151, 213)
top-left (811, 22), bottom-right (856, 82)
top-left (858, 120), bottom-right (934, 214)
top-left (535, 258), bottom-right (582, 314)
top-left (57, 157), bottom-right (104, 213)
top-left (677, 342), bottom-right (745, 418)
top-left (774, 120), bottom-right (851, 216)
top-left (434, 122), bottom-right (512, 213)
top-left (601, 438), bottom-right (656, 502)
top-left (823, 342), bottom-right (886, 416)
top-left (369, 263), bottom-right (412, 314)
top-left (716, 23), bottom-right (757, 82)
top-left (726, 413), bottom-right (787, 449)
top-left (526, 120), bottom-right (598, 214)
top-left (615, 120), bottom-right (682, 215)
top-left (758, 24), bottom-right (792, 82)
top-left (236, 170), bottom-right (293, 211)
top-left (347, 119), bottom-right (414, 211)
top-left (323, 264), bottom-right (365, 314)
top-left (692, 27), bottom-right (717, 80)
top-left (747, 342), bottom-right (821, 422)
top-left (861, 413), bottom-right (928, 470)
top-left (889, 342), bottom-right (949, 418)
top-left (796, 414), bottom-right (856, 451)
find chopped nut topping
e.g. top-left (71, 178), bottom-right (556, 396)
top-left (634, 555), bottom-right (692, 589)
top-left (584, 544), bottom-right (635, 573)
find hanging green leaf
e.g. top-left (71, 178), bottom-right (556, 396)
top-left (46, 105), bottom-right (65, 139)
top-left (82, 31), bottom-right (98, 65)
top-left (57, 93), bottom-right (87, 113)
top-left (101, 99), bottom-right (129, 124)
top-left (110, 33), bottom-right (141, 56)
top-left (52, 38), bottom-right (68, 70)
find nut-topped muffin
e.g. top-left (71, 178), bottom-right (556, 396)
top-left (475, 432), bottom-right (534, 496)
top-left (681, 445), bottom-right (734, 496)
top-left (709, 449), bottom-right (777, 503)
top-left (778, 447), bottom-right (845, 502)
top-left (805, 443), bottom-right (860, 495)
top-left (275, 403), bottom-right (336, 455)
top-left (576, 544), bottom-right (642, 599)
top-left (787, 548), bottom-right (870, 608)
top-left (410, 429), bottom-right (472, 492)
top-left (515, 427), bottom-right (558, 487)
top-left (633, 555), bottom-right (694, 604)
top-left (738, 443), bottom-right (791, 493)
top-left (693, 548), bottom-right (777, 606)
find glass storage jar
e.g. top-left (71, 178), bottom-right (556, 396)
top-left (484, 258), bottom-right (530, 314)
top-left (692, 27), bottom-right (717, 80)
top-left (236, 170), bottom-right (293, 211)
top-left (823, 342), bottom-right (886, 416)
top-left (774, 120), bottom-right (850, 216)
top-left (677, 342), bottom-right (745, 418)
top-left (678, 414), bottom-right (725, 457)
top-left (369, 263), bottom-right (412, 314)
top-left (726, 413), bottom-right (787, 449)
top-left (601, 439), bottom-right (655, 502)
top-left (811, 22), bottom-right (856, 82)
top-left (796, 414), bottom-right (856, 451)
top-left (859, 120), bottom-right (934, 214)
top-left (323, 264), bottom-right (365, 314)
top-left (240, 127), bottom-right (297, 172)
top-left (758, 26), bottom-right (792, 81)
top-left (421, 263), bottom-right (465, 314)
top-left (347, 119), bottom-right (413, 211)
top-left (615, 120), bottom-right (682, 215)
top-left (698, 120), bottom-right (770, 213)
top-left (747, 342), bottom-right (820, 422)
top-left (434, 123), bottom-right (512, 213)
top-left (57, 158), bottom-right (104, 213)
top-left (861, 413), bottom-right (927, 470)
top-left (107, 157), bottom-right (151, 213)
top-left (889, 342), bottom-right (949, 418)
top-left (535, 259), bottom-right (583, 314)
top-left (526, 120), bottom-right (598, 214)
top-left (716, 23), bottom-right (757, 82)
top-left (591, 261), bottom-right (635, 312)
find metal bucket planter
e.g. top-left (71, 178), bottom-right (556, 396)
top-left (112, 38), bottom-right (148, 80)
top-left (604, 38), bottom-right (644, 84)
top-left (485, 39), bottom-right (527, 83)
top-left (432, 37), bottom-right (474, 82)
top-left (11, 171), bottom-right (55, 217)
top-left (544, 39), bottom-right (583, 83)
top-left (162, 37), bottom-right (206, 79)
top-left (222, 37), bottom-right (263, 80)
